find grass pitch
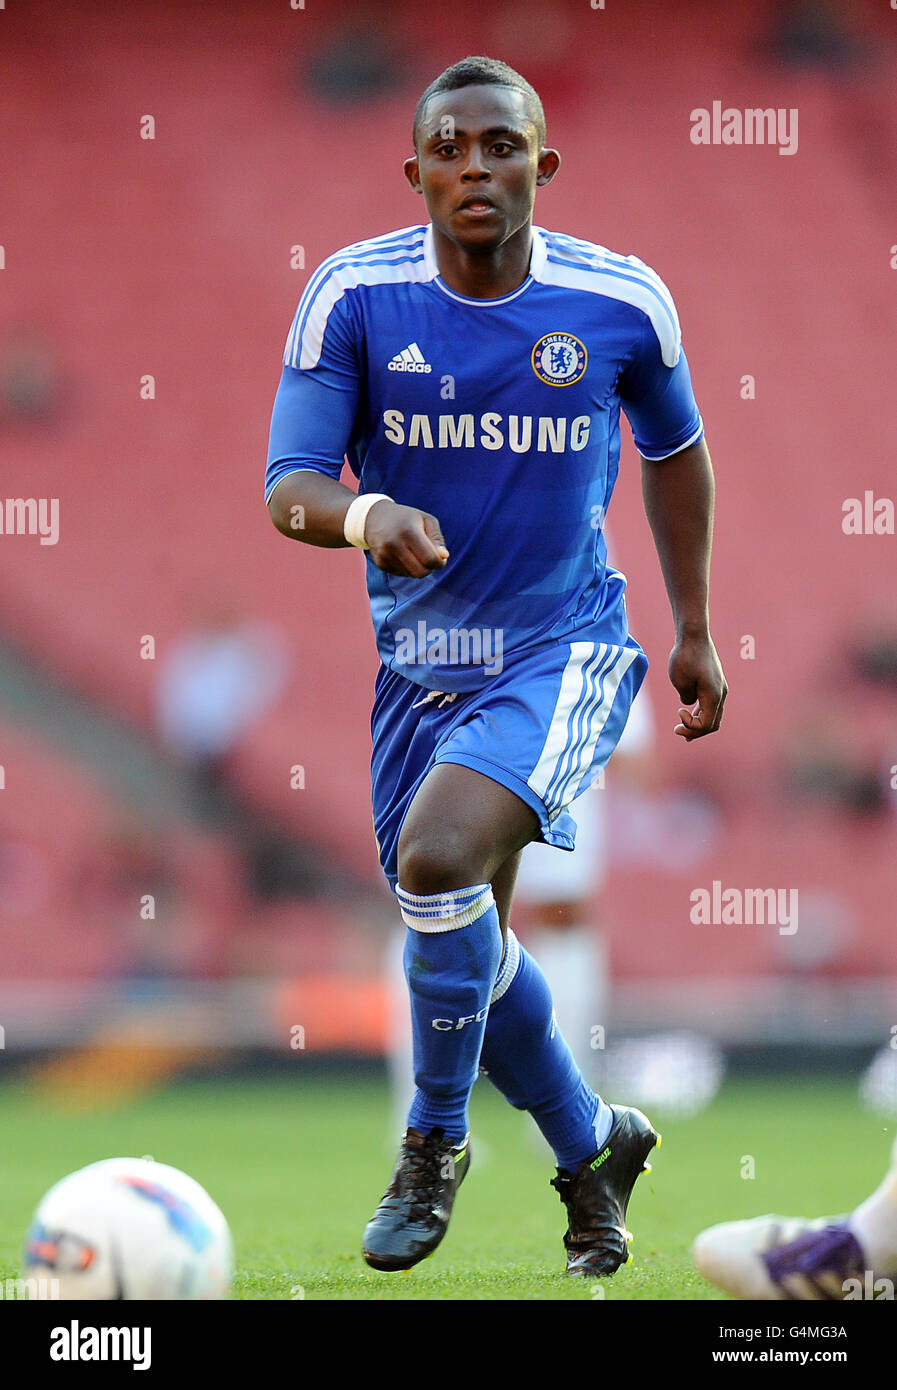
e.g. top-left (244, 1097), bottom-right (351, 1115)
top-left (0, 1073), bottom-right (889, 1300)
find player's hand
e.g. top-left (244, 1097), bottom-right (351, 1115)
top-left (363, 501), bottom-right (449, 578)
top-left (668, 631), bottom-right (727, 741)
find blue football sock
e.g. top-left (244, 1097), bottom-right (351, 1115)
top-left (480, 930), bottom-right (614, 1170)
top-left (397, 882), bottom-right (503, 1144)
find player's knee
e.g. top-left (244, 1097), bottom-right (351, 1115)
top-left (397, 825), bottom-right (482, 896)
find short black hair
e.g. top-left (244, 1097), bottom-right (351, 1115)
top-left (413, 56), bottom-right (546, 150)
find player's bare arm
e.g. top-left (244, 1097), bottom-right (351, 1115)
top-left (640, 437), bottom-right (727, 741)
top-left (267, 471), bottom-right (448, 578)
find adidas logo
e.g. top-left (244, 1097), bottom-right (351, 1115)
top-left (388, 341), bottom-right (432, 374)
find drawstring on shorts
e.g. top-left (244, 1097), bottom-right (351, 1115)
top-left (411, 690), bottom-right (459, 710)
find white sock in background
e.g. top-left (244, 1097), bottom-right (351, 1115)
top-left (523, 926), bottom-right (608, 1086)
top-left (385, 926), bottom-right (415, 1146)
top-left (848, 1132), bottom-right (897, 1273)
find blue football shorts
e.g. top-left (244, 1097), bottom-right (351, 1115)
top-left (370, 636), bottom-right (648, 890)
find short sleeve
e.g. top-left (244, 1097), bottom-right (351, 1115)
top-left (264, 283), bottom-right (362, 503)
top-left (619, 313), bottom-right (704, 461)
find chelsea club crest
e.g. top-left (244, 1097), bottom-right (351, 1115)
top-left (531, 333), bottom-right (587, 387)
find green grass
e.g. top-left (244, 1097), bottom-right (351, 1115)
top-left (0, 1074), bottom-right (889, 1300)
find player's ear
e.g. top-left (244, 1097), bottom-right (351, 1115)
top-left (403, 155), bottom-right (423, 194)
top-left (536, 148), bottom-right (561, 187)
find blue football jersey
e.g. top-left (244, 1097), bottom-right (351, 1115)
top-left (266, 223), bottom-right (703, 691)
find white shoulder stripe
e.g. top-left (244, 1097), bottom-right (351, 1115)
top-left (298, 229), bottom-right (427, 308)
top-left (286, 258), bottom-right (435, 369)
top-left (534, 231), bottom-right (682, 368)
top-left (283, 226), bottom-right (434, 369)
top-left (340, 224), bottom-right (426, 251)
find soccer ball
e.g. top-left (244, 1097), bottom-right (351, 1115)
top-left (23, 1157), bottom-right (234, 1299)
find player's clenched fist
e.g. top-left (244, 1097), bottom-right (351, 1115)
top-left (364, 500), bottom-right (450, 578)
top-left (669, 632), bottom-right (727, 741)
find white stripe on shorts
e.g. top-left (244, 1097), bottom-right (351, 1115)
top-left (526, 642), bottom-right (600, 805)
top-left (527, 642), bottom-right (638, 815)
top-left (560, 644), bottom-right (639, 806)
top-left (541, 644), bottom-right (618, 811)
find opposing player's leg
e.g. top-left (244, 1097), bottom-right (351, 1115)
top-left (693, 1133), bottom-right (897, 1300)
top-left (516, 787), bottom-right (609, 1081)
top-left (363, 762), bottom-right (535, 1271)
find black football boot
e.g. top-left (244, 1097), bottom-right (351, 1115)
top-left (362, 1127), bottom-right (471, 1271)
top-left (551, 1105), bottom-right (660, 1276)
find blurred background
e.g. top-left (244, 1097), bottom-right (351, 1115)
top-left (1, 0), bottom-right (897, 1287)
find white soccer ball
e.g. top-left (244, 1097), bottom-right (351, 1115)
top-left (23, 1157), bottom-right (234, 1299)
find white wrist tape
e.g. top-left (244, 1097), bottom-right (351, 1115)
top-left (343, 493), bottom-right (393, 550)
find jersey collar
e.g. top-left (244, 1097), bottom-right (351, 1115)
top-left (424, 224), bottom-right (547, 305)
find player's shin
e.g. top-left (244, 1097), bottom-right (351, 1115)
top-left (479, 932), bottom-right (614, 1170)
top-left (397, 883), bottom-right (503, 1143)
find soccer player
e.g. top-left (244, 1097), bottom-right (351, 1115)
top-left (265, 56), bottom-right (726, 1276)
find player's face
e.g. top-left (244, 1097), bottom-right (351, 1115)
top-left (404, 85), bottom-right (559, 253)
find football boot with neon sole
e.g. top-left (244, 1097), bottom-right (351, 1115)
top-left (362, 1126), bottom-right (470, 1272)
top-left (551, 1104), bottom-right (660, 1276)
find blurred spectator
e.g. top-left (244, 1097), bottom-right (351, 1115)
top-left (782, 626), bottom-right (897, 817)
top-left (152, 604), bottom-right (331, 902)
top-left (154, 603), bottom-right (288, 806)
top-left (0, 326), bottom-right (63, 425)
top-left (72, 816), bottom-right (250, 982)
top-left (763, 0), bottom-right (868, 74)
top-left (74, 823), bottom-right (180, 979)
top-left (784, 709), bottom-right (886, 816)
top-left (305, 20), bottom-right (400, 106)
top-left (853, 629), bottom-right (897, 690)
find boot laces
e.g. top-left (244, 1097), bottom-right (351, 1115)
top-left (398, 1133), bottom-right (450, 1218)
